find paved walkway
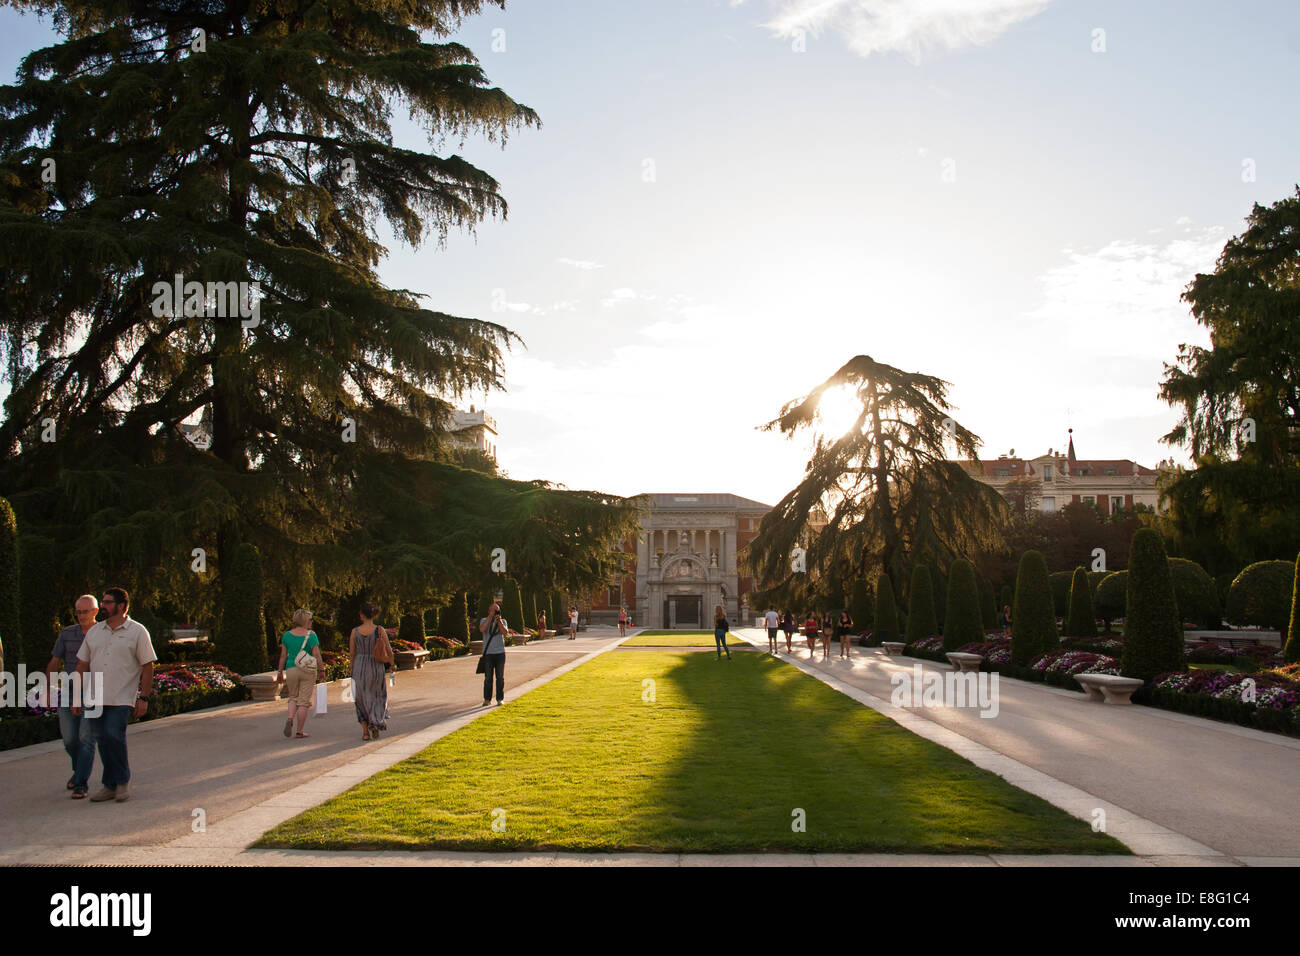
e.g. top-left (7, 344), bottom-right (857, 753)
top-left (727, 628), bottom-right (1300, 866)
top-left (3, 626), bottom-right (1296, 866)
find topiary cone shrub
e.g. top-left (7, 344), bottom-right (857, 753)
top-left (849, 578), bottom-right (873, 632)
top-left (1095, 571), bottom-right (1128, 633)
top-left (905, 564), bottom-right (937, 644)
top-left (216, 542), bottom-right (267, 677)
top-left (1064, 566), bottom-right (1098, 639)
top-left (978, 574), bottom-right (997, 630)
top-left (0, 496), bottom-right (20, 674)
top-left (399, 612), bottom-right (426, 648)
top-left (1011, 550), bottom-right (1058, 666)
top-left (942, 559), bottom-right (983, 651)
top-left (439, 591), bottom-right (470, 644)
top-left (1167, 558), bottom-right (1222, 629)
top-left (501, 579), bottom-right (524, 633)
top-left (1286, 553), bottom-right (1300, 664)
top-left (1119, 529), bottom-right (1185, 684)
top-left (872, 573), bottom-right (898, 645)
top-left (1049, 570), bottom-right (1073, 620)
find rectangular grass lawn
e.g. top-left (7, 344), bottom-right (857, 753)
top-left (256, 651), bottom-right (1128, 854)
top-left (622, 629), bottom-right (747, 647)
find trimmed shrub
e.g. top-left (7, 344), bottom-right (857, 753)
top-left (0, 497), bottom-right (19, 673)
top-left (501, 579), bottom-right (524, 633)
top-left (1011, 550), bottom-right (1058, 666)
top-left (1095, 571), bottom-right (1128, 632)
top-left (1287, 555), bottom-right (1300, 664)
top-left (1166, 558), bottom-right (1222, 628)
top-left (399, 612), bottom-right (426, 648)
top-left (930, 565), bottom-right (947, 631)
top-left (1064, 566), bottom-right (1098, 638)
top-left (18, 534), bottom-right (61, 669)
top-left (1049, 570), bottom-right (1073, 619)
top-left (999, 584), bottom-right (1013, 612)
top-left (873, 573), bottom-right (898, 644)
top-left (1226, 560), bottom-right (1294, 642)
top-left (978, 574), bottom-right (997, 630)
top-left (215, 543), bottom-right (267, 677)
top-left (526, 591), bottom-right (539, 631)
top-left (551, 592), bottom-right (565, 630)
top-left (1120, 529), bottom-right (1185, 683)
top-left (905, 565), bottom-right (937, 643)
top-left (439, 592), bottom-right (470, 644)
top-left (942, 560), bottom-right (983, 651)
top-left (849, 579), bottom-right (873, 631)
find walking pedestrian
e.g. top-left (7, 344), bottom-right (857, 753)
top-left (618, 605), bottom-right (628, 637)
top-left (350, 603), bottom-right (391, 741)
top-left (537, 609), bottom-right (547, 640)
top-left (276, 609), bottom-right (323, 739)
top-left (764, 605), bottom-right (780, 654)
top-left (713, 604), bottom-right (731, 660)
top-left (781, 610), bottom-right (796, 653)
top-left (479, 600), bottom-right (507, 705)
top-left (836, 609), bottom-right (854, 660)
top-left (568, 605), bottom-right (579, 640)
top-left (71, 588), bottom-right (156, 803)
top-left (46, 595), bottom-right (99, 798)
top-left (804, 611), bottom-right (819, 655)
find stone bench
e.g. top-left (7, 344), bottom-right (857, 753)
top-left (945, 652), bottom-right (982, 673)
top-left (1074, 673), bottom-right (1144, 705)
top-left (881, 642), bottom-right (905, 656)
top-left (241, 672), bottom-right (282, 702)
top-left (393, 649), bottom-right (430, 671)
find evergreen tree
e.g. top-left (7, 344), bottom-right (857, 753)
top-left (872, 572), bottom-right (898, 645)
top-left (1120, 529), bottom-right (1185, 683)
top-left (1286, 553), bottom-right (1300, 664)
top-left (942, 559), bottom-right (982, 651)
top-left (0, 0), bottom-right (642, 636)
top-left (216, 543), bottom-right (265, 677)
top-left (0, 496), bottom-right (18, 671)
top-left (905, 564), bottom-right (938, 643)
top-left (743, 356), bottom-right (1010, 598)
top-left (438, 591), bottom-right (469, 645)
top-left (1011, 550), bottom-right (1058, 666)
top-left (1064, 566), bottom-right (1098, 638)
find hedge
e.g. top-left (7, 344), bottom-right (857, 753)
top-left (0, 496), bottom-right (19, 673)
top-left (1095, 571), bottom-right (1127, 632)
top-left (1011, 550), bottom-right (1058, 666)
top-left (216, 543), bottom-right (267, 677)
top-left (978, 574), bottom-right (997, 630)
top-left (1120, 529), bottom-right (1185, 683)
top-left (1167, 558), bottom-right (1222, 629)
top-left (849, 579), bottom-right (873, 632)
top-left (1287, 554), bottom-right (1300, 664)
top-left (1049, 570), bottom-right (1073, 619)
top-left (439, 592), bottom-right (470, 644)
top-left (501, 579), bottom-right (524, 633)
top-left (399, 612), bottom-right (427, 649)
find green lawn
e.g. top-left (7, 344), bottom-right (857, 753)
top-left (256, 651), bottom-right (1128, 855)
top-left (623, 629), bottom-right (747, 647)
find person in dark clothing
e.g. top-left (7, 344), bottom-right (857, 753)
top-left (713, 604), bottom-right (731, 660)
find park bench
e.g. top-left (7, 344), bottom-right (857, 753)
top-left (393, 648), bottom-right (430, 670)
top-left (241, 672), bottom-right (281, 702)
top-left (881, 642), bottom-right (905, 656)
top-left (1074, 673), bottom-right (1144, 705)
top-left (1186, 635), bottom-right (1261, 650)
top-left (945, 652), bottom-right (982, 673)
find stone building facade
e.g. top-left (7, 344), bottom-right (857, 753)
top-left (587, 493), bottom-right (771, 628)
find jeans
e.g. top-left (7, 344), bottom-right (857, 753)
top-left (58, 706), bottom-right (96, 789)
top-left (89, 705), bottom-right (132, 789)
top-left (715, 629), bottom-right (730, 658)
top-left (482, 653), bottom-right (505, 702)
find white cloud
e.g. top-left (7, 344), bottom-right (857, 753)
top-left (747, 0), bottom-right (1052, 61)
top-left (556, 257), bottom-right (604, 270)
top-left (601, 287), bottom-right (659, 308)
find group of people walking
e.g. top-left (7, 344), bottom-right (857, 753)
top-left (761, 606), bottom-right (856, 661)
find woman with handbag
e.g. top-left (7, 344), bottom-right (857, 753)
top-left (350, 603), bottom-right (392, 741)
top-left (276, 609), bottom-right (323, 738)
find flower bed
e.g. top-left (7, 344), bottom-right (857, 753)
top-left (1184, 640), bottom-right (1279, 672)
top-left (1150, 668), bottom-right (1300, 735)
top-left (0, 661), bottom-right (251, 752)
top-left (389, 639), bottom-right (425, 654)
top-left (318, 651), bottom-right (352, 683)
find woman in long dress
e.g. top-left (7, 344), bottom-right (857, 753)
top-left (350, 602), bottom-right (392, 741)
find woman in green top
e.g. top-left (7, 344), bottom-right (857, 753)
top-left (276, 609), bottom-right (323, 738)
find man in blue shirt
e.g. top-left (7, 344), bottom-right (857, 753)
top-left (45, 595), bottom-right (100, 799)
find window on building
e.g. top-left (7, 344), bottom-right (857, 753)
top-left (1111, 496), bottom-right (1124, 512)
top-left (608, 587), bottom-right (621, 607)
top-left (1076, 467), bottom-right (1090, 476)
top-left (1082, 495), bottom-right (1095, 505)
top-left (1043, 465), bottom-right (1053, 481)
top-left (1041, 497), bottom-right (1056, 512)
top-left (994, 468), bottom-right (1010, 477)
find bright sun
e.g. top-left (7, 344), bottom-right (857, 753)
top-left (816, 386), bottom-right (861, 438)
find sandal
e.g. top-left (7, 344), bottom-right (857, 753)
top-left (283, 719), bottom-right (293, 738)
top-left (295, 731), bottom-right (310, 738)
top-left (71, 788), bottom-right (88, 800)
top-left (362, 726), bottom-right (371, 741)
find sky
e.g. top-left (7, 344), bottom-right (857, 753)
top-left (3, 0), bottom-right (1299, 507)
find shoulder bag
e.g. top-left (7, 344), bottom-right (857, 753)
top-left (293, 632), bottom-right (318, 671)
top-left (371, 626), bottom-right (393, 664)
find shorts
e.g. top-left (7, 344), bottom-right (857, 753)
top-left (285, 667), bottom-right (316, 707)
top-left (767, 627), bottom-right (778, 639)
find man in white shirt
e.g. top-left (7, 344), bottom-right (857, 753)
top-left (764, 606), bottom-right (781, 655)
top-left (72, 587), bottom-right (156, 803)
